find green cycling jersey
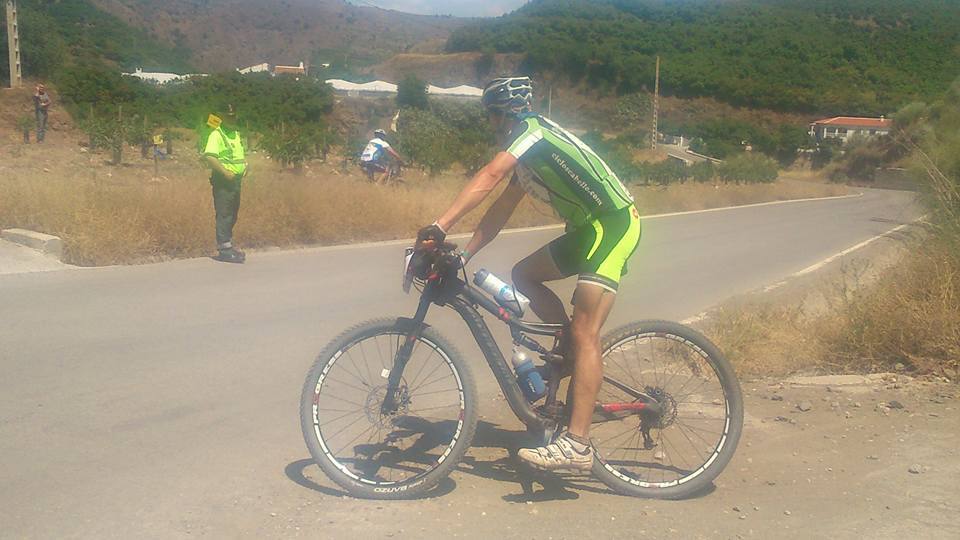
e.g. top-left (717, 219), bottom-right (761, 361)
top-left (506, 114), bottom-right (634, 226)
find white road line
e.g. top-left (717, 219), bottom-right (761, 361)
top-left (639, 192), bottom-right (863, 221)
top-left (682, 215), bottom-right (925, 323)
top-left (259, 191), bottom-right (865, 257)
top-left (754, 216), bottom-right (926, 293)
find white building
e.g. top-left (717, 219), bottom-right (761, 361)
top-left (122, 68), bottom-right (206, 85)
top-left (325, 79), bottom-right (483, 99)
top-left (123, 68), bottom-right (184, 85)
top-left (809, 116), bottom-right (892, 143)
top-left (238, 63), bottom-right (270, 75)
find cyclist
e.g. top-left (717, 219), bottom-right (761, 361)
top-left (360, 129), bottom-right (404, 184)
top-left (417, 77), bottom-right (641, 472)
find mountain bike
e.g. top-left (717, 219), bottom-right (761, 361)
top-left (300, 242), bottom-right (743, 500)
top-left (360, 158), bottom-right (403, 185)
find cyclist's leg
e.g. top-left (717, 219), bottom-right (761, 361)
top-left (567, 283), bottom-right (616, 438)
top-left (569, 207), bottom-right (641, 437)
top-left (512, 246), bottom-right (568, 325)
top-left (375, 162), bottom-right (390, 184)
top-left (518, 207), bottom-right (641, 470)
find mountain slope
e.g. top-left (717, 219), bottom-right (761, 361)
top-left (447, 0), bottom-right (960, 115)
top-left (0, 0), bottom-right (191, 82)
top-left (91, 0), bottom-right (466, 72)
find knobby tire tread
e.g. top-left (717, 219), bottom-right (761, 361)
top-left (300, 318), bottom-right (478, 500)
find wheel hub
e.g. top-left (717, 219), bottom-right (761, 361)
top-left (365, 383), bottom-right (410, 426)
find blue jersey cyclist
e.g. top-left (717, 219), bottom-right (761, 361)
top-left (360, 129), bottom-right (405, 184)
top-left (417, 77), bottom-right (641, 472)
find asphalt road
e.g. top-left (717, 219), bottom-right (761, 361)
top-left (0, 188), bottom-right (926, 538)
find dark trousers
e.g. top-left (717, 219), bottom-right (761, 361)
top-left (36, 109), bottom-right (47, 142)
top-left (211, 173), bottom-right (242, 249)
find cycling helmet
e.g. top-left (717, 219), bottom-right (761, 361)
top-left (373, 128), bottom-right (387, 138)
top-left (481, 77), bottom-right (533, 116)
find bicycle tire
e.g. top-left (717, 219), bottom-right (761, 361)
top-left (300, 318), bottom-right (478, 499)
top-left (590, 320), bottom-right (743, 500)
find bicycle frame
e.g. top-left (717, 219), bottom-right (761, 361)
top-left (382, 269), bottom-right (663, 433)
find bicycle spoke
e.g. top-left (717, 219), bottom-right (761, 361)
top-left (593, 327), bottom-right (738, 492)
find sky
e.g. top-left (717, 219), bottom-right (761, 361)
top-left (349, 0), bottom-right (529, 17)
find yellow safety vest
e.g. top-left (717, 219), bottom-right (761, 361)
top-left (204, 128), bottom-right (247, 176)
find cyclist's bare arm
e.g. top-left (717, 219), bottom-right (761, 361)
top-left (386, 147), bottom-right (405, 164)
top-left (436, 151), bottom-right (518, 231)
top-left (464, 181), bottom-right (526, 258)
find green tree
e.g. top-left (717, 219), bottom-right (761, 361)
top-left (397, 74), bottom-right (429, 110)
top-left (446, 0), bottom-right (960, 115)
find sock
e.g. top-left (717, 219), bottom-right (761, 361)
top-left (563, 432), bottom-right (591, 454)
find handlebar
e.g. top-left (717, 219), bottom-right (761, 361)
top-left (408, 240), bottom-right (462, 284)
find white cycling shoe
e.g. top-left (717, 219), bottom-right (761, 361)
top-left (518, 433), bottom-right (594, 472)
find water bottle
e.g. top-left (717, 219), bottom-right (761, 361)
top-left (511, 348), bottom-right (547, 402)
top-left (474, 269), bottom-right (530, 316)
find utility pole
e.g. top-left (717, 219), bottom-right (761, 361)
top-left (651, 55), bottom-right (659, 149)
top-left (547, 85), bottom-right (552, 117)
top-left (6, 0), bottom-right (23, 88)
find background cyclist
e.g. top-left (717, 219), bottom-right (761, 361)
top-left (360, 128), bottom-right (405, 184)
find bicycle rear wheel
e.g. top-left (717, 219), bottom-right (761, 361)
top-left (589, 320), bottom-right (743, 499)
top-left (300, 318), bottom-right (477, 499)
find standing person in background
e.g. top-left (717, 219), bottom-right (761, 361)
top-left (203, 104), bottom-right (248, 264)
top-left (34, 84), bottom-right (51, 143)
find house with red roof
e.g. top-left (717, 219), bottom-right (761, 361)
top-left (809, 116), bottom-right (892, 144)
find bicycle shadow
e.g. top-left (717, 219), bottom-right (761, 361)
top-left (284, 458), bottom-right (458, 500)
top-left (286, 420), bottom-right (715, 502)
top-left (464, 421), bottom-right (714, 502)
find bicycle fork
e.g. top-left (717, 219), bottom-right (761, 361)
top-left (380, 284), bottom-right (434, 415)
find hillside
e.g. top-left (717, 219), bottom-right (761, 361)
top-left (369, 52), bottom-right (524, 86)
top-left (447, 0), bottom-right (960, 115)
top-left (0, 0), bottom-right (192, 83)
top-left (89, 0), bottom-right (465, 72)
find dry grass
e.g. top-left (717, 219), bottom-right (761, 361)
top-left (634, 179), bottom-right (846, 215)
top-left (702, 302), bottom-right (817, 379)
top-left (702, 237), bottom-right (960, 380)
top-left (815, 237), bottom-right (960, 376)
top-left (0, 142), bottom-right (847, 266)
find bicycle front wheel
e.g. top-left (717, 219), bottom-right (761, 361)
top-left (300, 318), bottom-right (477, 499)
top-left (590, 320), bottom-right (743, 499)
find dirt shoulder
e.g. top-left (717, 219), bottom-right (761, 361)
top-left (270, 376), bottom-right (958, 540)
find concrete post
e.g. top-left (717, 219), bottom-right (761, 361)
top-left (6, 0), bottom-right (23, 88)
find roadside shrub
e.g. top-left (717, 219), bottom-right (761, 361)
top-left (830, 140), bottom-right (885, 181)
top-left (397, 108), bottom-right (459, 174)
top-left (716, 153), bottom-right (779, 184)
top-left (812, 138), bottom-right (842, 169)
top-left (260, 124), bottom-right (328, 169)
top-left (638, 160), bottom-right (688, 186)
top-left (397, 74), bottom-right (429, 110)
top-left (690, 161), bottom-right (715, 183)
top-left (397, 101), bottom-right (495, 175)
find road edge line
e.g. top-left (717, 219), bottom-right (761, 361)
top-left (261, 191), bottom-right (866, 256)
top-left (681, 215), bottom-right (927, 324)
